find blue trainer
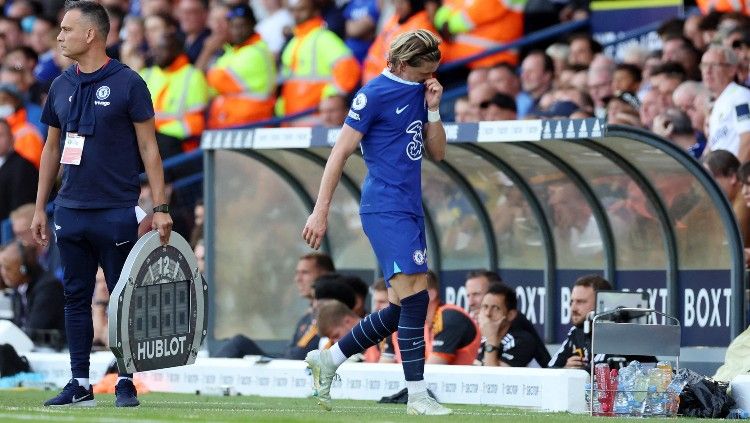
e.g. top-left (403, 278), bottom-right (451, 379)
top-left (44, 379), bottom-right (96, 407)
top-left (115, 378), bottom-right (140, 407)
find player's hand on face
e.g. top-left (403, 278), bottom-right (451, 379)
top-left (30, 210), bottom-right (48, 247)
top-left (424, 78), bottom-right (443, 111)
top-left (302, 210), bottom-right (327, 250)
top-left (152, 212), bottom-right (173, 245)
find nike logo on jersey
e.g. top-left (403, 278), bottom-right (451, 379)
top-left (115, 241), bottom-right (131, 247)
top-left (396, 105), bottom-right (409, 114)
top-left (412, 340), bottom-right (425, 347)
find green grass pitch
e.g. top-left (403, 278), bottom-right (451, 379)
top-left (0, 389), bottom-right (718, 422)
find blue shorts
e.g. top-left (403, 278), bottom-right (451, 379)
top-left (360, 212), bottom-right (428, 285)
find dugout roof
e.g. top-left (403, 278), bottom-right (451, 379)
top-left (201, 120), bottom-right (743, 349)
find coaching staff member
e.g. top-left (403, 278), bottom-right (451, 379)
top-left (31, 1), bottom-right (172, 408)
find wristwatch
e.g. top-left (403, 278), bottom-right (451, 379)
top-left (153, 204), bottom-right (170, 214)
top-left (484, 343), bottom-right (501, 353)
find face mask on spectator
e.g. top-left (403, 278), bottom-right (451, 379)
top-left (0, 104), bottom-right (15, 118)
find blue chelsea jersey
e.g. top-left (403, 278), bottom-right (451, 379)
top-left (344, 69), bottom-right (428, 215)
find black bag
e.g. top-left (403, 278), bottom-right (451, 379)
top-left (0, 344), bottom-right (31, 377)
top-left (677, 368), bottom-right (736, 418)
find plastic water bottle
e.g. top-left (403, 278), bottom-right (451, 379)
top-left (631, 367), bottom-right (650, 416)
top-left (727, 408), bottom-right (750, 419)
top-left (614, 364), bottom-right (635, 414)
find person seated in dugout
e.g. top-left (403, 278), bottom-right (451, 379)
top-left (317, 271), bottom-right (481, 365)
top-left (548, 274), bottom-right (656, 371)
top-left (477, 283), bottom-right (550, 367)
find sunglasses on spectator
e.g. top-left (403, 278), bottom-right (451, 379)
top-left (732, 39), bottom-right (748, 49)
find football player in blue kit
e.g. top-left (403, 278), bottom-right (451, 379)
top-left (302, 29), bottom-right (450, 415)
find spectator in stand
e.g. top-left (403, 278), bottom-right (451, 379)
top-left (141, 33), bottom-right (208, 159)
top-left (699, 11), bottom-right (722, 48)
top-left (653, 107), bottom-right (705, 158)
top-left (478, 283), bottom-right (550, 367)
top-left (640, 89), bottom-right (662, 130)
top-left (279, 0), bottom-right (360, 122)
top-left (0, 118), bottom-right (37, 222)
top-left (319, 94), bottom-right (349, 127)
top-left (661, 35), bottom-right (701, 81)
top-left (568, 33), bottom-right (602, 67)
top-left (31, 17), bottom-right (63, 84)
top-left (520, 51), bottom-right (554, 117)
top-left (467, 82), bottom-right (495, 122)
top-left (724, 28), bottom-right (750, 85)
top-left (10, 203), bottom-right (62, 279)
top-left (0, 17), bottom-right (24, 50)
top-left (119, 15), bottom-right (147, 71)
top-left (207, 4), bottom-right (276, 129)
top-left (453, 96), bottom-right (476, 123)
top-left (673, 81), bottom-right (710, 151)
top-left (0, 83), bottom-right (43, 168)
top-left (481, 93), bottom-right (517, 121)
top-left (0, 241), bottom-right (65, 348)
top-left (612, 63), bottom-right (642, 95)
top-left (650, 61), bottom-right (687, 109)
top-left (487, 62), bottom-right (533, 118)
top-left (195, 1), bottom-right (230, 72)
top-left (434, 0), bottom-right (523, 68)
top-left (588, 55), bottom-right (615, 119)
top-left (362, 0), bottom-right (440, 84)
top-left (255, 0), bottom-right (295, 57)
top-left (177, 0), bottom-right (211, 64)
top-left (143, 12), bottom-right (179, 60)
top-left (342, 0), bottom-right (380, 64)
top-left (702, 44), bottom-right (750, 162)
top-left (1, 63), bottom-right (45, 135)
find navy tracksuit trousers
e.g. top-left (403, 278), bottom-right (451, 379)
top-left (53, 206), bottom-right (139, 378)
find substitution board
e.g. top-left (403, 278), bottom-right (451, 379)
top-left (108, 230), bottom-right (208, 373)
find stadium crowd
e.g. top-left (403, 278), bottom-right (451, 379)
top-left (4, 0), bottom-right (750, 369)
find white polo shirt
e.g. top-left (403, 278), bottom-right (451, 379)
top-left (708, 82), bottom-right (750, 156)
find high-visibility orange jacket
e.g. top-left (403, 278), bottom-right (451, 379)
top-left (278, 17), bottom-right (360, 116)
top-left (697, 0), bottom-right (748, 14)
top-left (141, 54), bottom-right (208, 146)
top-left (434, 0), bottom-right (524, 68)
top-left (8, 108), bottom-right (43, 168)
top-left (362, 11), bottom-right (444, 84)
top-left (207, 34), bottom-right (276, 128)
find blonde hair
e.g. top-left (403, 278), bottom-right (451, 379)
top-left (387, 29), bottom-right (441, 70)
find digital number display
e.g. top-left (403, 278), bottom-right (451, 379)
top-left (131, 281), bottom-right (191, 340)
